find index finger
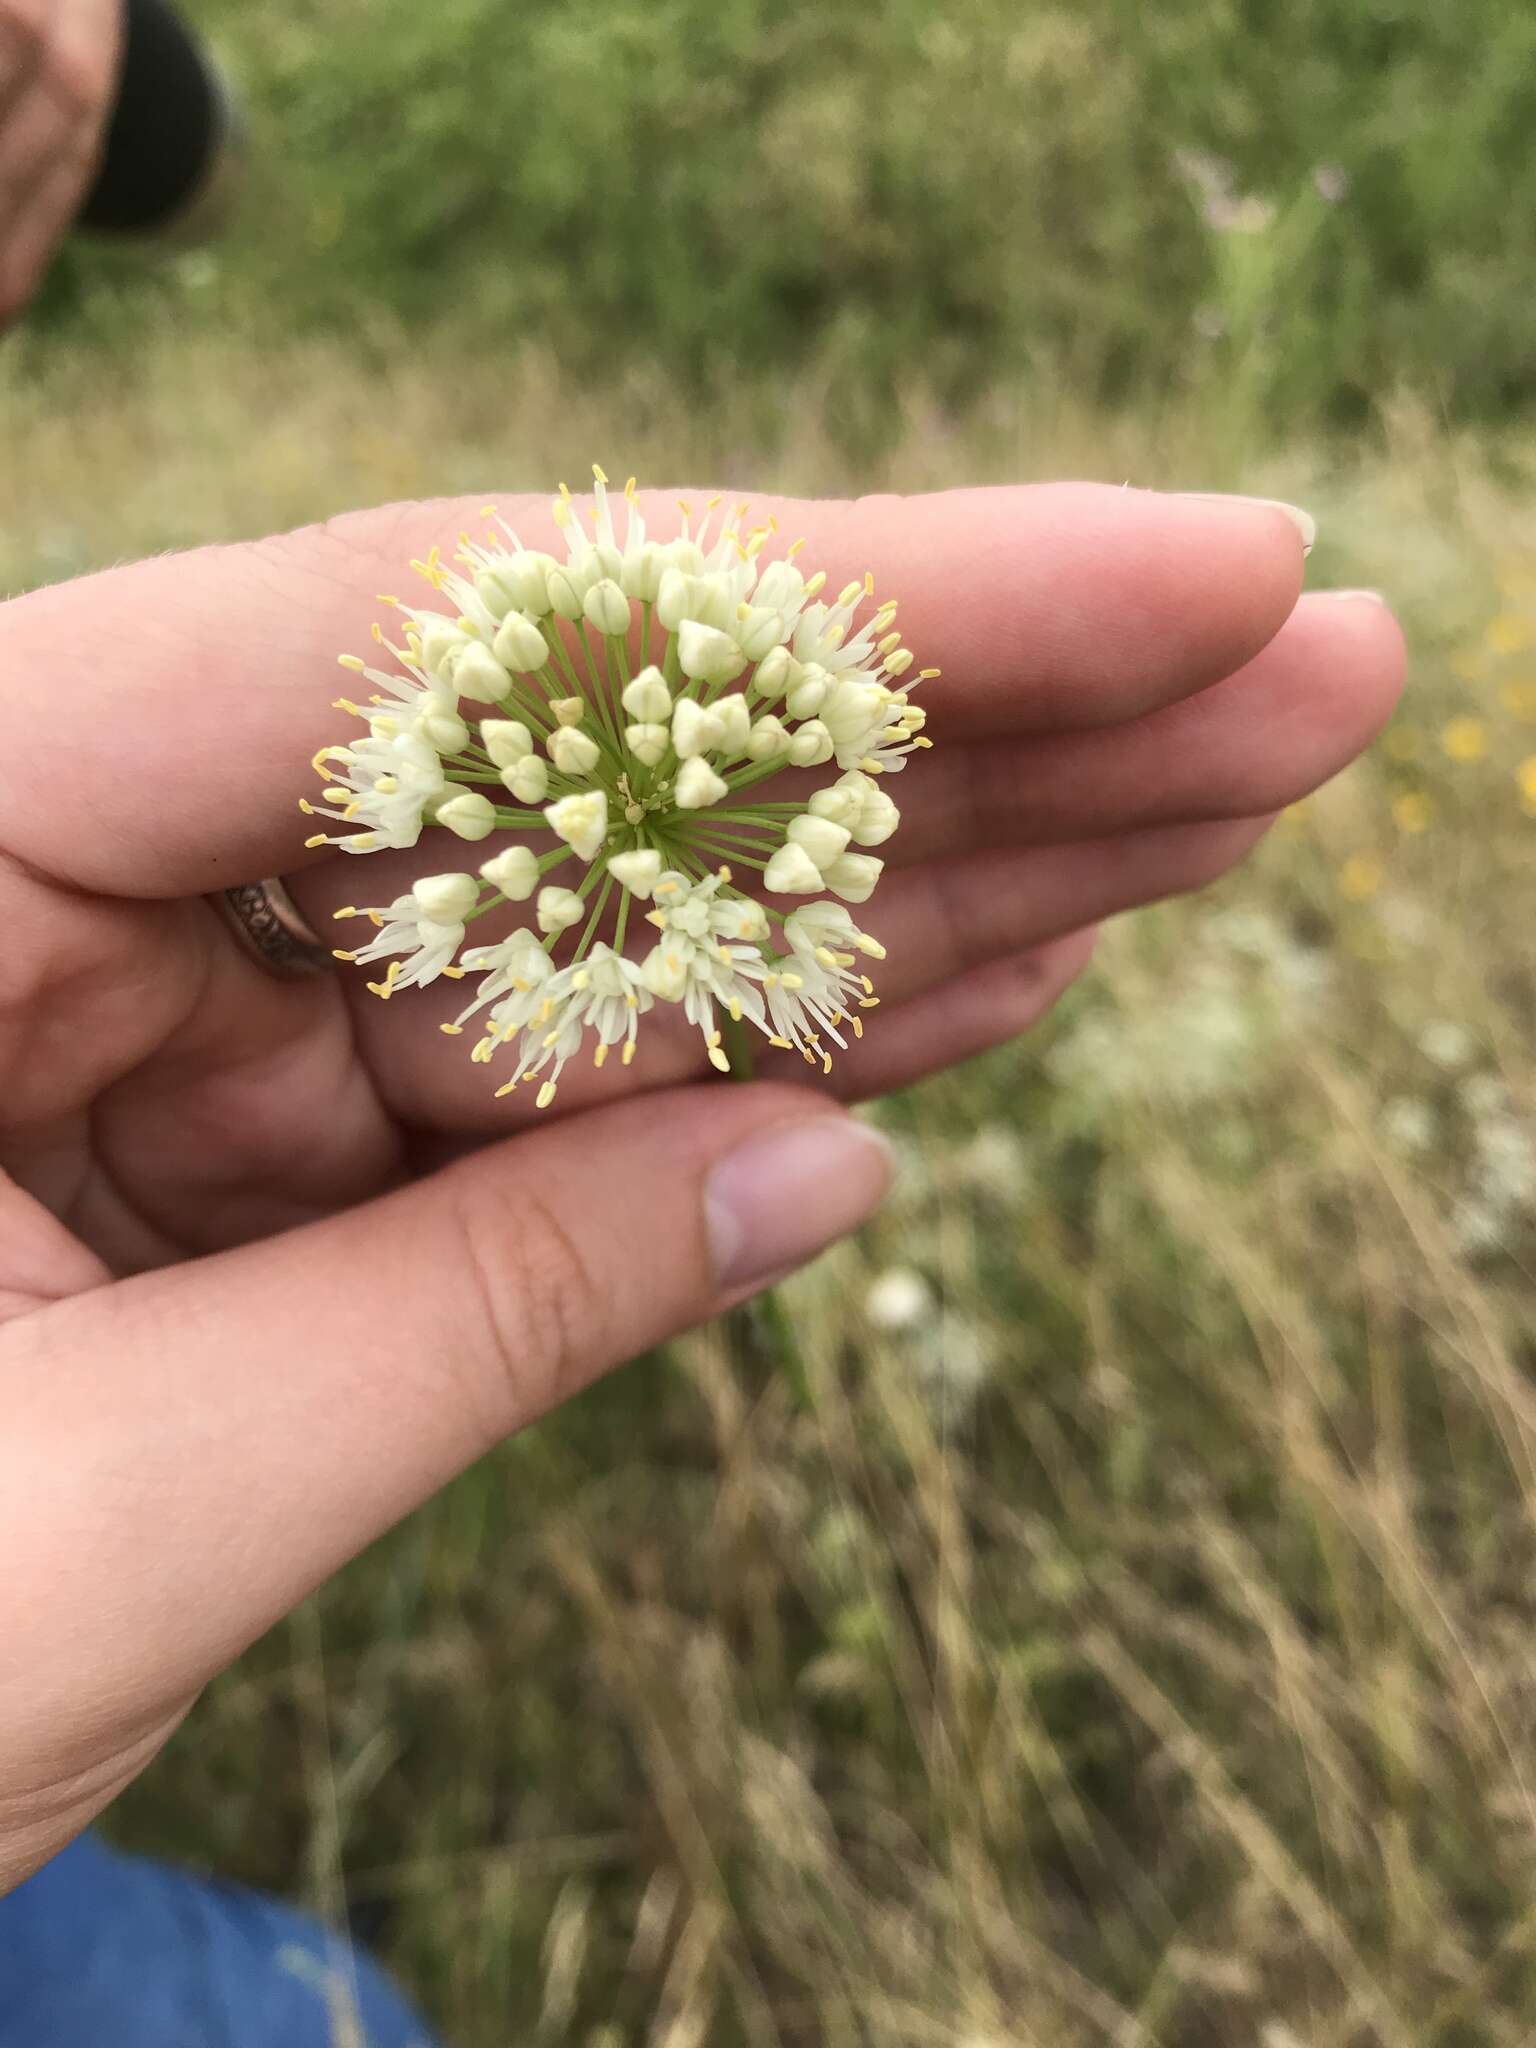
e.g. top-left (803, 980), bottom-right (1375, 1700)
top-left (0, 483), bottom-right (1309, 896)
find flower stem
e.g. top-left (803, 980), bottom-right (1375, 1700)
top-left (720, 1016), bottom-right (812, 1410)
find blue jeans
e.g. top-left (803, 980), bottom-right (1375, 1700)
top-left (0, 1834), bottom-right (437, 2046)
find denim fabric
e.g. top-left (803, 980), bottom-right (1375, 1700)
top-left (0, 1834), bottom-right (436, 2046)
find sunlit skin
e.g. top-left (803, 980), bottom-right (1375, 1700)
top-left (0, 484), bottom-right (1403, 1890)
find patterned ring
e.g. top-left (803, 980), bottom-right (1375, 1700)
top-left (208, 878), bottom-right (334, 980)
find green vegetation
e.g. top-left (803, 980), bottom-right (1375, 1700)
top-left (38, 0), bottom-right (1536, 440)
top-left (7, 331), bottom-right (1534, 2042)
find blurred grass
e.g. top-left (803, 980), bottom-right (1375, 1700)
top-left (6, 319), bottom-right (1536, 2044)
top-left (35, 0), bottom-right (1536, 445)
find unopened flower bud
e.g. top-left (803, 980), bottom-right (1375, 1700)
top-left (622, 667), bottom-right (672, 721)
top-left (850, 787), bottom-right (900, 847)
top-left (412, 871), bottom-right (480, 923)
top-left (453, 642), bottom-right (514, 705)
top-left (678, 620), bottom-right (747, 687)
top-left (546, 568), bottom-right (585, 621)
top-left (480, 845), bottom-right (539, 900)
top-left (621, 541), bottom-right (664, 601)
top-left (435, 791), bottom-right (498, 841)
top-left (548, 727), bottom-right (601, 776)
top-left (492, 611), bottom-right (550, 673)
top-left (419, 621), bottom-right (469, 677)
top-left (416, 706), bottom-right (470, 754)
top-left (735, 605), bottom-right (785, 661)
top-left (536, 886), bottom-right (586, 933)
top-left (495, 550), bottom-right (558, 617)
top-left (503, 755), bottom-right (549, 803)
top-left (545, 790), bottom-right (609, 861)
top-left (745, 715), bottom-right (790, 761)
top-left (672, 697), bottom-right (723, 759)
top-left (787, 814), bottom-right (853, 869)
top-left (550, 697), bottom-right (586, 727)
top-left (480, 719), bottom-right (533, 767)
top-left (764, 842), bottom-right (825, 894)
top-left (787, 720), bottom-right (834, 767)
top-left (608, 848), bottom-right (663, 896)
top-left (583, 578), bottom-right (631, 637)
top-left (786, 674), bottom-right (829, 720)
top-left (822, 851), bottom-right (884, 904)
top-left (712, 694), bottom-right (751, 753)
top-left (625, 722), bottom-right (669, 766)
top-left (751, 645), bottom-right (798, 700)
top-left (675, 758), bottom-right (730, 809)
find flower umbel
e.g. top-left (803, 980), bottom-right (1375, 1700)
top-left (304, 471), bottom-right (932, 1104)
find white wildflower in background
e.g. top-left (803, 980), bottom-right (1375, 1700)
top-left (1380, 1096), bottom-right (1436, 1156)
top-left (864, 1265), bottom-right (936, 1332)
top-left (305, 469), bottom-right (935, 1103)
top-left (1418, 1020), bottom-right (1477, 1072)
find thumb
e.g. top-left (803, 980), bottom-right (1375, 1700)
top-left (0, 1085), bottom-right (890, 1795)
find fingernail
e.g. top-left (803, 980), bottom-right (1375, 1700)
top-left (1314, 587), bottom-right (1385, 604)
top-left (705, 1118), bottom-right (895, 1291)
top-left (1175, 493), bottom-right (1316, 555)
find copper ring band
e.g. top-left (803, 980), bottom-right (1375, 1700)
top-left (209, 878), bottom-right (334, 980)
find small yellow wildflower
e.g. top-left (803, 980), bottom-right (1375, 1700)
top-left (1339, 853), bottom-right (1383, 902)
top-left (1391, 791), bottom-right (1435, 835)
top-left (1486, 612), bottom-right (1534, 656)
top-left (1441, 716), bottom-right (1488, 763)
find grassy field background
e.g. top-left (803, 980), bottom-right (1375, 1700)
top-left (7, 2), bottom-right (1536, 2042)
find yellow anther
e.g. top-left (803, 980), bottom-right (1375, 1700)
top-left (851, 1016), bottom-right (864, 1038)
top-left (621, 1041), bottom-right (637, 1065)
top-left (304, 833), bottom-right (328, 849)
top-left (443, 966), bottom-right (465, 980)
top-left (728, 999), bottom-right (743, 1022)
top-left (480, 504), bottom-right (498, 517)
top-left (338, 654), bottom-right (366, 673)
top-left (332, 697), bottom-right (362, 716)
top-left (804, 571), bottom-right (827, 597)
top-left (836, 579), bottom-right (863, 608)
top-left (624, 476), bottom-right (637, 498)
top-left (821, 1051), bottom-right (833, 1074)
top-left (494, 1078), bottom-right (518, 1097)
top-left (370, 622), bottom-right (384, 642)
top-left (367, 911), bottom-right (384, 926)
top-left (594, 1042), bottom-right (609, 1068)
top-left (440, 1022), bottom-right (464, 1035)
top-left (333, 905), bottom-right (359, 919)
top-left (298, 798), bottom-right (315, 815)
top-left (536, 1081), bottom-right (558, 1109)
top-left (593, 462), bottom-right (609, 485)
top-left (708, 1046), bottom-right (731, 1073)
top-left (769, 1035), bottom-right (792, 1050)
top-left (332, 948), bottom-right (357, 962)
top-left (376, 593), bottom-right (400, 607)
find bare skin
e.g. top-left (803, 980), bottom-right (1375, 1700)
top-left (0, 0), bottom-right (119, 323)
top-left (0, 484), bottom-right (1404, 1888)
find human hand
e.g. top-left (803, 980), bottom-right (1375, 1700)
top-left (0, 485), bottom-right (1403, 1886)
top-left (0, 0), bottom-right (120, 323)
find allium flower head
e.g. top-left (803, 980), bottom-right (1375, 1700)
top-left (304, 470), bottom-right (934, 1105)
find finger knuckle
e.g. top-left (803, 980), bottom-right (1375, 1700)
top-left (448, 1175), bottom-right (599, 1435)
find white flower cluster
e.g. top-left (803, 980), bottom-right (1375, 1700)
top-left (304, 469), bottom-right (933, 1103)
